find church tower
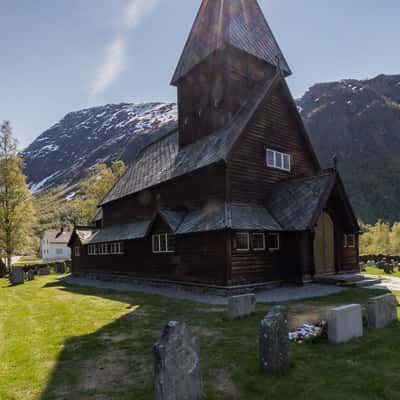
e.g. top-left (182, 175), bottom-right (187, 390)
top-left (171, 0), bottom-right (291, 147)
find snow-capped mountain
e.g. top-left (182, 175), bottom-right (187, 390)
top-left (22, 102), bottom-right (177, 193)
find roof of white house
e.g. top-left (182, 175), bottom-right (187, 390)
top-left (43, 230), bottom-right (72, 244)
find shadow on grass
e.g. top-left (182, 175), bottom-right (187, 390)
top-left (38, 281), bottom-right (161, 400)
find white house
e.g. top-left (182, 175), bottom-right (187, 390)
top-left (40, 229), bottom-right (72, 261)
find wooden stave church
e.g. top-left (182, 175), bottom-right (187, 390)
top-left (69, 0), bottom-right (360, 287)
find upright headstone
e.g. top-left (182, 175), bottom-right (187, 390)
top-left (228, 294), bottom-right (256, 319)
top-left (9, 268), bottom-right (25, 285)
top-left (55, 263), bottom-right (66, 274)
top-left (38, 266), bottom-right (50, 276)
top-left (368, 294), bottom-right (398, 329)
top-left (327, 304), bottom-right (363, 344)
top-left (259, 306), bottom-right (290, 373)
top-left (153, 321), bottom-right (202, 400)
top-left (27, 270), bottom-right (35, 281)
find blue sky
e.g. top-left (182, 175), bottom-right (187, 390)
top-left (1, 0), bottom-right (399, 148)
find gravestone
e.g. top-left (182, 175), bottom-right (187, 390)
top-left (55, 263), bottom-right (66, 274)
top-left (153, 321), bottom-right (202, 400)
top-left (27, 270), bottom-right (35, 281)
top-left (38, 266), bottom-right (50, 276)
top-left (9, 268), bottom-right (25, 285)
top-left (259, 306), bottom-right (290, 373)
top-left (228, 294), bottom-right (256, 319)
top-left (327, 304), bottom-right (363, 344)
top-left (368, 294), bottom-right (398, 329)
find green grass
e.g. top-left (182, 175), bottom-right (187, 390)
top-left (365, 266), bottom-right (400, 278)
top-left (0, 275), bottom-right (399, 400)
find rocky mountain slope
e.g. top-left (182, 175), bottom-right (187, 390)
top-left (22, 73), bottom-right (400, 224)
top-left (298, 74), bottom-right (400, 223)
top-left (21, 102), bottom-right (177, 193)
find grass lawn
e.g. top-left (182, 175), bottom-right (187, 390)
top-left (365, 266), bottom-right (400, 278)
top-left (1, 275), bottom-right (400, 400)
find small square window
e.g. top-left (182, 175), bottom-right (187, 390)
top-left (251, 233), bottom-right (265, 251)
top-left (345, 234), bottom-right (356, 248)
top-left (74, 247), bottom-right (80, 257)
top-left (267, 234), bottom-right (280, 251)
top-left (266, 149), bottom-right (291, 172)
top-left (236, 232), bottom-right (250, 251)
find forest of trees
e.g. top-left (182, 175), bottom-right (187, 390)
top-left (359, 221), bottom-right (400, 256)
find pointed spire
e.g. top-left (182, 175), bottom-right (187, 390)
top-left (171, 0), bottom-right (291, 85)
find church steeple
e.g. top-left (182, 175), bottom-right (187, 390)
top-left (171, 0), bottom-right (291, 86)
top-left (173, 0), bottom-right (291, 148)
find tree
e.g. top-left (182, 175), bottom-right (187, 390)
top-left (390, 222), bottom-right (400, 256)
top-left (0, 121), bottom-right (35, 270)
top-left (70, 160), bottom-right (126, 226)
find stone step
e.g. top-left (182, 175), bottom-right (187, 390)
top-left (341, 278), bottom-right (382, 288)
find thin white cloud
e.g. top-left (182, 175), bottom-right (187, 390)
top-left (89, 0), bottom-right (161, 99)
top-left (90, 37), bottom-right (127, 98)
top-left (122, 0), bottom-right (161, 30)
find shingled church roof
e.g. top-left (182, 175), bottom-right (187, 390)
top-left (171, 0), bottom-right (291, 85)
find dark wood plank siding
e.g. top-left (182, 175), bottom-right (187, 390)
top-left (72, 231), bottom-right (227, 285)
top-left (228, 83), bottom-right (318, 205)
top-left (178, 46), bottom-right (275, 147)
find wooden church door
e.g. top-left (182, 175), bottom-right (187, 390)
top-left (313, 212), bottom-right (335, 276)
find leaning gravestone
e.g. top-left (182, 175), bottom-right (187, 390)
top-left (368, 294), bottom-right (398, 329)
top-left (9, 268), bottom-right (25, 285)
top-left (153, 321), bottom-right (202, 400)
top-left (228, 294), bottom-right (256, 319)
top-left (259, 306), bottom-right (290, 373)
top-left (327, 304), bottom-right (363, 344)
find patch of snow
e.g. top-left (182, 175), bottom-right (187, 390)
top-left (65, 191), bottom-right (76, 201)
top-left (30, 171), bottom-right (61, 193)
top-left (347, 100), bottom-right (352, 105)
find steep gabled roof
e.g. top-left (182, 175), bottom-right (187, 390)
top-left (101, 74), bottom-right (279, 206)
top-left (171, 0), bottom-right (291, 85)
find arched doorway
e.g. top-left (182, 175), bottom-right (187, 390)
top-left (313, 212), bottom-right (335, 276)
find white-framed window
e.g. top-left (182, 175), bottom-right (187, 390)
top-left (74, 246), bottom-right (80, 257)
top-left (110, 242), bottom-right (124, 255)
top-left (267, 233), bottom-right (280, 251)
top-left (235, 232), bottom-right (250, 252)
top-left (251, 233), bottom-right (266, 251)
top-left (98, 243), bottom-right (109, 255)
top-left (344, 234), bottom-right (356, 248)
top-left (266, 149), bottom-right (291, 172)
top-left (152, 234), bottom-right (175, 254)
top-left (88, 244), bottom-right (97, 256)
